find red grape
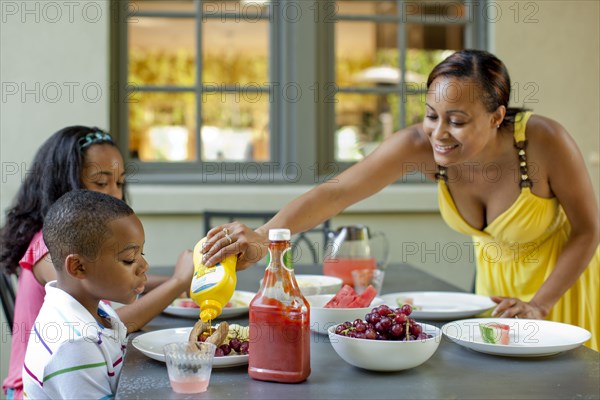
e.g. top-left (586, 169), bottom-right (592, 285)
top-left (401, 304), bottom-right (413, 316)
top-left (239, 341), bottom-right (249, 354)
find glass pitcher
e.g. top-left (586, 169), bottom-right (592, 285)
top-left (322, 225), bottom-right (389, 286)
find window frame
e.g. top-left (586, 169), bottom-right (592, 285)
top-left (111, 0), bottom-right (488, 185)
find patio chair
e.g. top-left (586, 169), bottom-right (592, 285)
top-left (203, 210), bottom-right (331, 264)
top-left (1, 272), bottom-right (17, 334)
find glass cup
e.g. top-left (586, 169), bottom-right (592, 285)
top-left (163, 342), bottom-right (216, 394)
top-left (351, 268), bottom-right (385, 295)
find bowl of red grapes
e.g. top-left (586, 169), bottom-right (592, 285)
top-left (327, 304), bottom-right (441, 371)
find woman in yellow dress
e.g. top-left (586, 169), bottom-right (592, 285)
top-left (201, 50), bottom-right (599, 351)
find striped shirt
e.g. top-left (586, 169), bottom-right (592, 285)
top-left (22, 282), bottom-right (127, 399)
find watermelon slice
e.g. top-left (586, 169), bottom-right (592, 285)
top-left (324, 285), bottom-right (356, 308)
top-left (324, 284), bottom-right (377, 308)
top-left (347, 285), bottom-right (377, 308)
top-left (479, 323), bottom-right (510, 345)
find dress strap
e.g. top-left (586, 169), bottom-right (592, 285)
top-left (513, 111), bottom-right (533, 188)
top-left (513, 111), bottom-right (533, 142)
top-left (435, 165), bottom-right (447, 182)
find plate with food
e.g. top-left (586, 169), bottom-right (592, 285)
top-left (132, 322), bottom-right (250, 367)
top-left (379, 291), bottom-right (495, 320)
top-left (441, 318), bottom-right (591, 357)
top-left (163, 290), bottom-right (255, 319)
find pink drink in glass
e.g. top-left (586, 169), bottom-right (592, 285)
top-left (322, 257), bottom-right (376, 286)
top-left (169, 377), bottom-right (209, 394)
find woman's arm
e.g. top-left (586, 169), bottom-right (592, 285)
top-left (202, 124), bottom-right (435, 269)
top-left (492, 116), bottom-right (600, 318)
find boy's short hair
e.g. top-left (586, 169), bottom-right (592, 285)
top-left (43, 190), bottom-right (134, 270)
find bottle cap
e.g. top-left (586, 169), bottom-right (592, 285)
top-left (199, 299), bottom-right (222, 322)
top-left (269, 228), bottom-right (291, 241)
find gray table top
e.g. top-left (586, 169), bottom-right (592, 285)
top-left (116, 264), bottom-right (600, 400)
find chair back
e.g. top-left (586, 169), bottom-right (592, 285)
top-left (1, 272), bottom-right (17, 334)
top-left (203, 211), bottom-right (331, 264)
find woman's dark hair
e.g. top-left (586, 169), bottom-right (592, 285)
top-left (0, 126), bottom-right (127, 274)
top-left (427, 49), bottom-right (529, 128)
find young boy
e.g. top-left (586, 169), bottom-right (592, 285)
top-left (22, 190), bottom-right (148, 398)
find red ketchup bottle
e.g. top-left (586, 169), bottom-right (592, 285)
top-left (248, 229), bottom-right (311, 383)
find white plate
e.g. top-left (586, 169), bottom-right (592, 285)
top-left (442, 318), bottom-right (591, 357)
top-left (162, 290), bottom-right (255, 319)
top-left (132, 327), bottom-right (249, 367)
top-left (379, 291), bottom-right (495, 320)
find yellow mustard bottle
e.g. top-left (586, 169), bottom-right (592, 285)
top-left (190, 237), bottom-right (237, 322)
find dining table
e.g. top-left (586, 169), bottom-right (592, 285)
top-left (115, 263), bottom-right (600, 399)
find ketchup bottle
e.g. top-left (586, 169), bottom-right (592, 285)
top-left (248, 229), bottom-right (311, 383)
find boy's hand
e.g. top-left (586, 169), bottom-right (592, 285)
top-left (172, 250), bottom-right (194, 290)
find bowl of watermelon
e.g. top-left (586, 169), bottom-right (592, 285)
top-left (306, 284), bottom-right (384, 335)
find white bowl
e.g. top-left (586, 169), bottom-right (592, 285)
top-left (306, 294), bottom-right (384, 335)
top-left (327, 324), bottom-right (442, 371)
top-left (261, 274), bottom-right (343, 296)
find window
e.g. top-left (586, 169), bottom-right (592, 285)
top-left (113, 0), bottom-right (486, 183)
top-left (325, 0), bottom-right (486, 164)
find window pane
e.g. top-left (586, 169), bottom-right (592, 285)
top-left (337, 1), bottom-right (398, 16)
top-left (405, 93), bottom-right (426, 127)
top-left (335, 93), bottom-right (399, 162)
top-left (202, 0), bottom-right (269, 18)
top-left (129, 17), bottom-right (196, 86)
top-left (337, 22), bottom-right (411, 88)
top-left (407, 23), bottom-right (464, 50)
top-left (405, 0), bottom-right (465, 20)
top-left (201, 92), bottom-right (270, 161)
top-left (202, 19), bottom-right (269, 85)
top-left (133, 0), bottom-right (196, 13)
top-left (129, 92), bottom-right (197, 162)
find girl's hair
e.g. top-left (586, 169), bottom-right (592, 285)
top-left (0, 126), bottom-right (127, 274)
top-left (427, 49), bottom-right (529, 128)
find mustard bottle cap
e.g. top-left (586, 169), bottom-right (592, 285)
top-left (199, 299), bottom-right (223, 322)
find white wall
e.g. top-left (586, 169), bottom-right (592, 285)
top-left (492, 0), bottom-right (600, 205)
top-left (0, 1), bottom-right (110, 392)
top-left (1, 0), bottom-right (599, 388)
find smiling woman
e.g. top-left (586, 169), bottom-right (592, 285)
top-left (202, 50), bottom-right (599, 352)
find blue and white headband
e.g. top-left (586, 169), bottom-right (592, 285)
top-left (78, 132), bottom-right (113, 149)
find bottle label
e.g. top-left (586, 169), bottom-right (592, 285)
top-left (266, 248), bottom-right (294, 270)
top-left (191, 264), bottom-right (225, 293)
top-left (282, 248), bottom-right (293, 270)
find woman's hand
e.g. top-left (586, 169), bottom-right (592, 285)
top-left (490, 296), bottom-right (548, 319)
top-left (201, 222), bottom-right (269, 270)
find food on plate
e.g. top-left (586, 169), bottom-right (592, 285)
top-left (189, 320), bottom-right (250, 357)
top-left (479, 323), bottom-right (510, 345)
top-left (178, 299), bottom-right (199, 309)
top-left (324, 284), bottom-right (377, 308)
top-left (333, 304), bottom-right (432, 341)
top-left (395, 297), bottom-right (422, 310)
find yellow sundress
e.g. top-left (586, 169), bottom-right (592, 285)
top-left (437, 111), bottom-right (599, 351)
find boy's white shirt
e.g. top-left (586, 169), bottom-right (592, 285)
top-left (22, 281), bottom-right (127, 399)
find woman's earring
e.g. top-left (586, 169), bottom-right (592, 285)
top-left (497, 124), bottom-right (500, 129)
